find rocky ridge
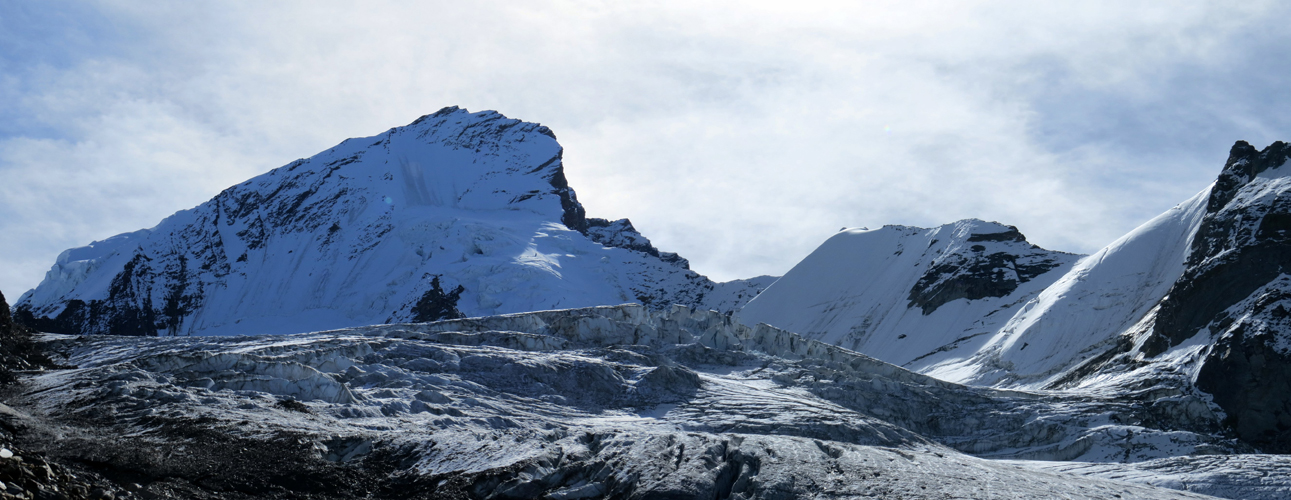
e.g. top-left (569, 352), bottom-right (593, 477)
top-left (1148, 141), bottom-right (1291, 453)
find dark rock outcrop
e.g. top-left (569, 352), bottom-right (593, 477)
top-left (1142, 140), bottom-right (1291, 452)
top-left (12, 252), bottom-right (197, 336)
top-left (907, 226), bottom-right (1066, 315)
top-left (1195, 284), bottom-right (1291, 453)
top-left (1148, 141), bottom-right (1291, 355)
top-left (410, 276), bottom-right (466, 322)
top-left (0, 290), bottom-right (55, 384)
top-left (585, 218), bottom-right (689, 268)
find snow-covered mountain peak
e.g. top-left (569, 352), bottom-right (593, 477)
top-left (1207, 140), bottom-right (1291, 212)
top-left (15, 108), bottom-right (773, 336)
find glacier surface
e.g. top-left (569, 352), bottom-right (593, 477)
top-left (8, 305), bottom-right (1285, 499)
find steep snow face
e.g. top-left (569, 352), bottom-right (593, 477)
top-left (925, 188), bottom-right (1212, 388)
top-left (735, 190), bottom-right (1213, 389)
top-left (10, 305), bottom-right (1260, 499)
top-left (739, 220), bottom-right (1079, 374)
top-left (15, 107), bottom-right (768, 336)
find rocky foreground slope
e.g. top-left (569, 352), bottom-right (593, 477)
top-left (13, 108), bottom-right (771, 337)
top-left (6, 304), bottom-right (1288, 499)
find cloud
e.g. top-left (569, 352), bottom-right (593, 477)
top-left (2, 0), bottom-right (1289, 295)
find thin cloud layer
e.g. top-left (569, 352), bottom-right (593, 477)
top-left (2, 1), bottom-right (1288, 296)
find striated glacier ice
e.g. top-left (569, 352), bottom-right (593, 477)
top-left (6, 304), bottom-right (1283, 499)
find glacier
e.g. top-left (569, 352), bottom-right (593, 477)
top-left (7, 304), bottom-right (1283, 499)
top-left (5, 108), bottom-right (1291, 499)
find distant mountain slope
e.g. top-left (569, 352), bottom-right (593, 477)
top-left (740, 140), bottom-right (1291, 454)
top-left (925, 188), bottom-right (1211, 387)
top-left (14, 107), bottom-right (770, 336)
top-left (739, 219), bottom-right (1080, 376)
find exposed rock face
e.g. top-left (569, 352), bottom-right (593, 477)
top-left (739, 219), bottom-right (1079, 373)
top-left (1121, 140), bottom-right (1291, 452)
top-left (15, 107), bottom-right (772, 336)
top-left (409, 276), bottom-right (465, 322)
top-left (0, 290), bottom-right (55, 384)
top-left (585, 217), bottom-right (689, 268)
top-left (0, 290), bottom-right (13, 333)
top-left (13, 252), bottom-right (187, 336)
top-left (907, 225), bottom-right (1066, 315)
top-left (1149, 140), bottom-right (1291, 354)
top-left (1195, 282), bottom-right (1291, 453)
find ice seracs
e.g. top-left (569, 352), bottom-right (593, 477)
top-left (10, 304), bottom-right (1270, 499)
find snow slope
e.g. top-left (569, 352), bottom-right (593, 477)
top-left (924, 188), bottom-right (1212, 387)
top-left (739, 219), bottom-right (1080, 376)
top-left (15, 107), bottom-right (771, 336)
top-left (740, 140), bottom-right (1291, 457)
top-left (737, 179), bottom-right (1214, 389)
top-left (9, 304), bottom-right (1269, 499)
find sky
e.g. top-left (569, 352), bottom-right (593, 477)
top-left (2, 1), bottom-right (1290, 297)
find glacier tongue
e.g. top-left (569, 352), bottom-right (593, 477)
top-left (15, 107), bottom-right (770, 336)
top-left (8, 304), bottom-right (1274, 499)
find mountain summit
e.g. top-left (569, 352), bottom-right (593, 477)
top-left (6, 116), bottom-right (1291, 499)
top-left (15, 107), bottom-right (771, 336)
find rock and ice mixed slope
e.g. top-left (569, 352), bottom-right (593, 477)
top-left (739, 219), bottom-right (1081, 379)
top-left (742, 140), bottom-right (1291, 455)
top-left (14, 107), bottom-right (772, 337)
top-left (7, 106), bottom-right (1291, 497)
top-left (12, 304), bottom-right (1281, 499)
